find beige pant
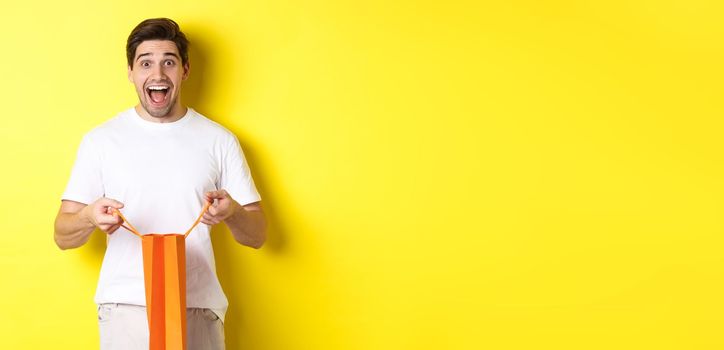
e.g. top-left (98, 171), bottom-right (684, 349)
top-left (98, 303), bottom-right (225, 350)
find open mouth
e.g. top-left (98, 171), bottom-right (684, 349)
top-left (146, 85), bottom-right (170, 105)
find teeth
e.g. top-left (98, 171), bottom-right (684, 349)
top-left (147, 86), bottom-right (169, 91)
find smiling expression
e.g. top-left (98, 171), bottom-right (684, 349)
top-left (128, 40), bottom-right (189, 121)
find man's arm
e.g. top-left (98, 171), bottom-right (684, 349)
top-left (54, 198), bottom-right (124, 250)
top-left (203, 190), bottom-right (267, 249)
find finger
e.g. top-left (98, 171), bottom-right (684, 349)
top-left (106, 211), bottom-right (123, 223)
top-left (98, 198), bottom-right (125, 209)
top-left (105, 207), bottom-right (122, 219)
top-left (97, 220), bottom-right (116, 228)
top-left (205, 190), bottom-right (229, 201)
top-left (201, 217), bottom-right (220, 225)
top-left (207, 205), bottom-right (218, 216)
top-left (98, 214), bottom-right (122, 226)
top-left (96, 204), bottom-right (112, 215)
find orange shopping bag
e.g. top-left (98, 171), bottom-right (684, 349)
top-left (114, 201), bottom-right (210, 350)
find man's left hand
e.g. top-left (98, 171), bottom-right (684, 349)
top-left (202, 190), bottom-right (240, 226)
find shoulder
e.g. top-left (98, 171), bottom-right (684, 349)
top-left (187, 108), bottom-right (241, 145)
top-left (79, 108), bottom-right (134, 145)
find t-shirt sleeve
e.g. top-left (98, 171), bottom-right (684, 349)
top-left (219, 134), bottom-right (261, 205)
top-left (61, 133), bottom-right (104, 205)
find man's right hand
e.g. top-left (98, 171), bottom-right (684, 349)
top-left (55, 197), bottom-right (125, 250)
top-left (81, 198), bottom-right (125, 234)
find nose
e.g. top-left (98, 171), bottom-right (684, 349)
top-left (150, 64), bottom-right (165, 80)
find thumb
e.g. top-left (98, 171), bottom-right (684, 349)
top-left (111, 211), bottom-right (123, 224)
top-left (205, 190), bottom-right (221, 201)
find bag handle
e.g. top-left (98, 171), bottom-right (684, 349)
top-left (183, 200), bottom-right (212, 237)
top-left (112, 200), bottom-right (212, 238)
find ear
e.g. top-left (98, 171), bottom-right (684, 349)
top-left (127, 65), bottom-right (133, 82)
top-left (182, 62), bottom-right (190, 81)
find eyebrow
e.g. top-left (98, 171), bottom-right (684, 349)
top-left (135, 52), bottom-right (180, 62)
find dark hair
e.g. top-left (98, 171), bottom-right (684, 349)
top-left (126, 18), bottom-right (189, 68)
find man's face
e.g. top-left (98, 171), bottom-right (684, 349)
top-left (128, 40), bottom-right (189, 119)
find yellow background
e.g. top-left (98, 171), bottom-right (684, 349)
top-left (1, 1), bottom-right (723, 349)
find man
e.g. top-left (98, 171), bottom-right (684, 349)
top-left (54, 18), bottom-right (266, 350)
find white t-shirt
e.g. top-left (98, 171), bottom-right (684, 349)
top-left (61, 107), bottom-right (261, 321)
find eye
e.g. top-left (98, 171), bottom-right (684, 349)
top-left (164, 60), bottom-right (175, 66)
top-left (141, 61), bottom-right (151, 68)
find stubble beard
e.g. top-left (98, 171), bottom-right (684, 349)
top-left (140, 93), bottom-right (178, 119)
